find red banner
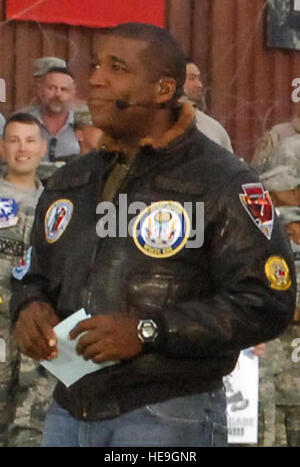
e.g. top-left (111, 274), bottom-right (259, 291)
top-left (6, 0), bottom-right (165, 28)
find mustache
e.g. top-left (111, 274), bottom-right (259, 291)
top-left (49, 98), bottom-right (64, 104)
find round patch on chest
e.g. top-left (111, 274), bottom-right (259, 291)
top-left (133, 201), bottom-right (190, 258)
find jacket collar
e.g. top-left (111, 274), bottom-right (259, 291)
top-left (97, 102), bottom-right (196, 154)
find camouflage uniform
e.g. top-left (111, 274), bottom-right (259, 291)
top-left (36, 161), bottom-right (66, 183)
top-left (258, 329), bottom-right (300, 447)
top-left (257, 137), bottom-right (300, 446)
top-left (0, 176), bottom-right (55, 446)
top-left (251, 116), bottom-right (300, 171)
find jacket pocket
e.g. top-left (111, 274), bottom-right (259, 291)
top-left (144, 392), bottom-right (228, 447)
top-left (127, 273), bottom-right (194, 312)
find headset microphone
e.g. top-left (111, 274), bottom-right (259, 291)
top-left (115, 99), bottom-right (131, 109)
top-left (115, 99), bottom-right (167, 110)
top-left (90, 97), bottom-right (168, 110)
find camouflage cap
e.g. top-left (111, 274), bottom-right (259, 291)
top-left (275, 206), bottom-right (300, 225)
top-left (33, 57), bottom-right (67, 77)
top-left (74, 105), bottom-right (93, 127)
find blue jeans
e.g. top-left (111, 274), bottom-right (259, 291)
top-left (42, 389), bottom-right (227, 447)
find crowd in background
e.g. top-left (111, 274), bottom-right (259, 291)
top-left (0, 50), bottom-right (299, 447)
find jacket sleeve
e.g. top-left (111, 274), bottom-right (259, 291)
top-left (10, 191), bottom-right (54, 324)
top-left (151, 171), bottom-right (296, 358)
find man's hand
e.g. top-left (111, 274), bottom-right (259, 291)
top-left (13, 301), bottom-right (60, 360)
top-left (69, 314), bottom-right (143, 363)
top-left (251, 343), bottom-right (266, 357)
top-left (294, 307), bottom-right (300, 322)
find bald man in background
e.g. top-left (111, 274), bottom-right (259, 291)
top-left (183, 60), bottom-right (233, 152)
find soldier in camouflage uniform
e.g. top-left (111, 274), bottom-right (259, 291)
top-left (0, 113), bottom-right (55, 446)
top-left (73, 106), bottom-right (103, 156)
top-left (251, 110), bottom-right (300, 172)
top-left (257, 136), bottom-right (300, 446)
top-left (251, 113), bottom-right (300, 172)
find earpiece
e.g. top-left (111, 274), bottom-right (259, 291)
top-left (158, 79), bottom-right (171, 96)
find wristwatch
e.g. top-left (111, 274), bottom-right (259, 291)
top-left (137, 319), bottom-right (158, 344)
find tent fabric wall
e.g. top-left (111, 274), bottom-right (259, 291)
top-left (6, 0), bottom-right (165, 28)
top-left (0, 0), bottom-right (299, 161)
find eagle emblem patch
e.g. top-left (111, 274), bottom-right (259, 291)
top-left (133, 201), bottom-right (190, 259)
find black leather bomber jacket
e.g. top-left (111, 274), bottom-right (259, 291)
top-left (11, 104), bottom-right (296, 421)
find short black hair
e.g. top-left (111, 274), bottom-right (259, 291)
top-left (107, 22), bottom-right (186, 101)
top-left (185, 57), bottom-right (194, 65)
top-left (3, 112), bottom-right (45, 138)
top-left (44, 66), bottom-right (74, 80)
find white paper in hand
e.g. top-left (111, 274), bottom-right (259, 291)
top-left (40, 308), bottom-right (118, 388)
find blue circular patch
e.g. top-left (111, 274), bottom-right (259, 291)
top-left (133, 201), bottom-right (190, 258)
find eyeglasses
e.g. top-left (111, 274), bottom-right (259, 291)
top-left (49, 137), bottom-right (57, 162)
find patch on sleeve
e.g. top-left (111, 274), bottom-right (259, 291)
top-left (0, 198), bottom-right (19, 228)
top-left (239, 183), bottom-right (274, 239)
top-left (45, 199), bottom-right (73, 244)
top-left (12, 246), bottom-right (32, 280)
top-left (265, 256), bottom-right (291, 291)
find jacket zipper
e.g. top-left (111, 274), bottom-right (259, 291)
top-left (81, 389), bottom-right (88, 419)
top-left (80, 155), bottom-right (135, 421)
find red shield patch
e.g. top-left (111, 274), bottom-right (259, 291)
top-left (239, 183), bottom-right (274, 239)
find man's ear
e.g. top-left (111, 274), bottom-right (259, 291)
top-left (40, 139), bottom-right (48, 159)
top-left (155, 77), bottom-right (176, 104)
top-left (0, 138), bottom-right (4, 161)
top-left (75, 129), bottom-right (84, 143)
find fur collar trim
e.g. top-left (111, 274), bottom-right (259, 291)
top-left (97, 103), bottom-right (195, 153)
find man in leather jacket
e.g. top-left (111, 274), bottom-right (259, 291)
top-left (10, 23), bottom-right (296, 447)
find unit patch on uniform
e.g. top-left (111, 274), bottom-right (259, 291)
top-left (45, 199), bottom-right (73, 244)
top-left (0, 198), bottom-right (19, 228)
top-left (239, 183), bottom-right (274, 240)
top-left (265, 256), bottom-right (291, 291)
top-left (12, 246), bottom-right (32, 280)
top-left (133, 201), bottom-right (191, 258)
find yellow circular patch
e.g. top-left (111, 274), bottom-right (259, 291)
top-left (265, 256), bottom-right (291, 291)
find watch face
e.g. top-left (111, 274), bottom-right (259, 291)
top-left (142, 322), bottom-right (155, 339)
top-left (138, 320), bottom-right (158, 343)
